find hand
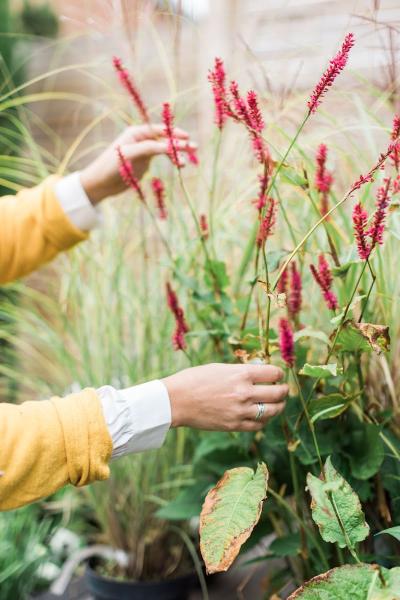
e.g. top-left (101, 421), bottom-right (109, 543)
top-left (80, 124), bottom-right (196, 204)
top-left (162, 363), bottom-right (288, 432)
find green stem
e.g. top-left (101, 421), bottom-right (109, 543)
top-left (262, 245), bottom-right (271, 359)
top-left (209, 130), bottom-right (222, 251)
top-left (268, 487), bottom-right (330, 571)
top-left (291, 368), bottom-right (323, 473)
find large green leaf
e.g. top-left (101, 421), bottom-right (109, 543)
top-left (375, 525), bottom-right (400, 542)
top-left (307, 457), bottom-right (369, 549)
top-left (199, 463), bottom-right (269, 574)
top-left (289, 564), bottom-right (400, 599)
top-left (269, 532), bottom-right (301, 557)
top-left (299, 363), bottom-right (340, 378)
top-left (348, 424), bottom-right (384, 480)
top-left (193, 433), bottom-right (239, 463)
top-left (156, 480), bottom-right (208, 520)
top-left (334, 321), bottom-right (390, 354)
top-left (309, 393), bottom-right (350, 423)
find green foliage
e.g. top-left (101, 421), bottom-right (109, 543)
top-left (20, 1), bottom-right (59, 38)
top-left (0, 505), bottom-right (55, 600)
top-left (307, 457), bottom-right (370, 549)
top-left (299, 363), bottom-right (340, 378)
top-left (199, 463), bottom-right (268, 574)
top-left (289, 564), bottom-right (400, 600)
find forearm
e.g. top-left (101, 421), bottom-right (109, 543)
top-left (0, 176), bottom-right (90, 284)
top-left (0, 389), bottom-right (112, 511)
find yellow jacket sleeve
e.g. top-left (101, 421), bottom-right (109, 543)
top-left (0, 176), bottom-right (88, 284)
top-left (0, 389), bottom-right (113, 511)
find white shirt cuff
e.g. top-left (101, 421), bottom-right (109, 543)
top-left (54, 172), bottom-right (101, 231)
top-left (97, 380), bottom-right (172, 458)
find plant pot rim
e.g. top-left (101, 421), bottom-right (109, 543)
top-left (85, 559), bottom-right (198, 588)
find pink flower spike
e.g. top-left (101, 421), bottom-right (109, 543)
top-left (308, 33), bottom-right (355, 114)
top-left (166, 282), bottom-right (189, 351)
top-left (247, 90), bottom-right (264, 133)
top-left (116, 146), bottom-right (145, 202)
top-left (368, 177), bottom-right (391, 247)
top-left (288, 261), bottom-right (302, 319)
top-left (315, 144), bottom-right (333, 217)
top-left (186, 145), bottom-right (199, 165)
top-left (112, 56), bottom-right (149, 123)
top-left (390, 115), bottom-right (400, 172)
top-left (151, 177), bottom-right (167, 219)
top-left (279, 318), bottom-right (295, 368)
top-left (208, 57), bottom-right (227, 130)
top-left (277, 266), bottom-right (288, 294)
top-left (256, 198), bottom-right (277, 247)
top-left (310, 255), bottom-right (338, 311)
top-left (200, 214), bottom-right (209, 239)
top-left (162, 102), bottom-right (185, 169)
top-left (352, 202), bottom-right (371, 260)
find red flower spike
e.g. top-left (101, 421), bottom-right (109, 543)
top-left (113, 56), bottom-right (149, 123)
top-left (315, 144), bottom-right (333, 217)
top-left (117, 146), bottom-right (145, 202)
top-left (288, 262), bottom-right (302, 319)
top-left (310, 255), bottom-right (338, 311)
top-left (253, 174), bottom-right (269, 212)
top-left (308, 33), bottom-right (355, 114)
top-left (247, 90), bottom-right (264, 133)
top-left (277, 266), bottom-right (288, 295)
top-left (352, 202), bottom-right (371, 260)
top-left (208, 57), bottom-right (228, 130)
top-left (200, 214), bottom-right (209, 239)
top-left (390, 115), bottom-right (400, 171)
top-left (256, 198), bottom-right (277, 247)
top-left (279, 318), bottom-right (295, 368)
top-left (151, 177), bottom-right (167, 220)
top-left (368, 177), bottom-right (391, 247)
top-left (186, 145), bottom-right (199, 165)
top-left (162, 102), bottom-right (185, 169)
top-left (166, 282), bottom-right (189, 351)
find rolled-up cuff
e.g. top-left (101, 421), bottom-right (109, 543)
top-left (97, 380), bottom-right (172, 459)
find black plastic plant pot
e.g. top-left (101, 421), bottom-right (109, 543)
top-left (85, 561), bottom-right (199, 600)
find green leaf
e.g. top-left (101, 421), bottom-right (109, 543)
top-left (194, 433), bottom-right (239, 464)
top-left (375, 525), bottom-right (400, 542)
top-left (299, 363), bottom-right (340, 378)
top-left (269, 533), bottom-right (301, 557)
top-left (334, 321), bottom-right (390, 354)
top-left (279, 165), bottom-right (307, 188)
top-left (266, 249), bottom-right (288, 272)
top-left (348, 424), bottom-right (385, 480)
top-left (199, 463), bottom-right (269, 574)
top-left (289, 564), bottom-right (400, 600)
top-left (307, 457), bottom-right (370, 549)
top-left (331, 260), bottom-right (361, 276)
top-left (293, 328), bottom-right (330, 345)
top-left (330, 295), bottom-right (366, 325)
top-left (156, 481), bottom-right (208, 520)
top-left (309, 393), bottom-right (350, 423)
top-left (205, 259), bottom-right (229, 290)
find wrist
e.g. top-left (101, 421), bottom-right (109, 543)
top-left (161, 374), bottom-right (185, 428)
top-left (80, 168), bottom-right (106, 205)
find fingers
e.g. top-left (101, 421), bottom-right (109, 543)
top-left (250, 383), bottom-right (289, 404)
top-left (244, 364), bottom-right (284, 384)
top-left (240, 402), bottom-right (286, 431)
top-left (124, 123), bottom-right (190, 142)
top-left (121, 139), bottom-right (196, 160)
top-left (243, 400), bottom-right (286, 423)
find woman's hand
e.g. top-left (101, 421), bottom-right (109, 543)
top-left (162, 363), bottom-right (288, 432)
top-left (80, 124), bottom-right (196, 204)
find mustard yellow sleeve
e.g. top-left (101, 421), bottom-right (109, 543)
top-left (0, 176), bottom-right (88, 284)
top-left (0, 389), bottom-right (112, 511)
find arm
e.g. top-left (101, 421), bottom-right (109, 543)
top-left (0, 124), bottom-right (194, 284)
top-left (0, 364), bottom-right (288, 511)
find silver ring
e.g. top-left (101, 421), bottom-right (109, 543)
top-left (255, 402), bottom-right (265, 421)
